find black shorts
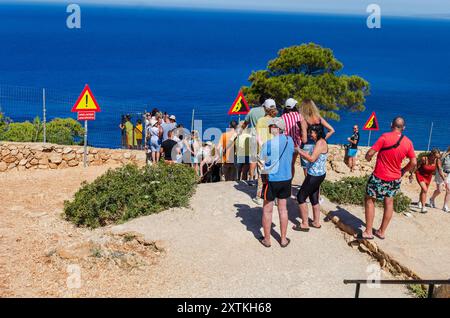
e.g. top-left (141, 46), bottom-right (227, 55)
top-left (261, 180), bottom-right (292, 202)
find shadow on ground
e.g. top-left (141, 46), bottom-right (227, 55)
top-left (326, 205), bottom-right (367, 233)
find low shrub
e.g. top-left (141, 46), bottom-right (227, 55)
top-left (0, 113), bottom-right (84, 145)
top-left (64, 163), bottom-right (198, 228)
top-left (321, 175), bottom-right (411, 214)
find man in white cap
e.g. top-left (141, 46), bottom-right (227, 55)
top-left (259, 117), bottom-right (294, 248)
top-left (281, 98), bottom-right (307, 178)
top-left (251, 98), bottom-right (278, 205)
top-left (161, 115), bottom-right (177, 142)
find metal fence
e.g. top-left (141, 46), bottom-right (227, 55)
top-left (0, 84), bottom-right (151, 149)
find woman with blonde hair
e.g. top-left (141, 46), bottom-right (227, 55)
top-left (299, 99), bottom-right (335, 177)
top-left (185, 130), bottom-right (202, 175)
top-left (430, 146), bottom-right (450, 213)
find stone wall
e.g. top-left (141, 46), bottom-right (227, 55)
top-left (326, 145), bottom-right (422, 177)
top-left (0, 142), bottom-right (422, 174)
top-left (0, 142), bottom-right (146, 173)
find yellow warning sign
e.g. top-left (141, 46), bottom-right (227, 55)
top-left (228, 91), bottom-right (250, 115)
top-left (71, 85), bottom-right (101, 112)
top-left (363, 111), bottom-right (379, 131)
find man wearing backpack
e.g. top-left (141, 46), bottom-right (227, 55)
top-left (361, 117), bottom-right (417, 240)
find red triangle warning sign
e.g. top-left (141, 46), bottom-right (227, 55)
top-left (363, 111), bottom-right (379, 131)
top-left (71, 84), bottom-right (101, 112)
top-left (228, 92), bottom-right (250, 115)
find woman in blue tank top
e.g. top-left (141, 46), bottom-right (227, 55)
top-left (294, 124), bottom-right (328, 232)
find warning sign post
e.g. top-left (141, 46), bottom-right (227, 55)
top-left (363, 111), bottom-right (379, 147)
top-left (71, 84), bottom-right (101, 167)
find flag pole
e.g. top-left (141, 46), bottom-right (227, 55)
top-left (367, 130), bottom-right (372, 147)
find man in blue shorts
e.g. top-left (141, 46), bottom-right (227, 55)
top-left (258, 117), bottom-right (294, 248)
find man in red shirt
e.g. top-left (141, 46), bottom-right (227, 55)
top-left (361, 117), bottom-right (417, 240)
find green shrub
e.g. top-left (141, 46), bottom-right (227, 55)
top-left (0, 114), bottom-right (84, 145)
top-left (64, 163), bottom-right (198, 228)
top-left (321, 175), bottom-right (411, 213)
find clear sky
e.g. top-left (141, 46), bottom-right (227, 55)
top-left (4, 0), bottom-right (450, 17)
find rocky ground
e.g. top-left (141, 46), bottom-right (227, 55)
top-left (0, 145), bottom-right (447, 298)
top-left (0, 165), bottom-right (164, 297)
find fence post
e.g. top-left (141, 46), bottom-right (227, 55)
top-left (84, 120), bottom-right (88, 167)
top-left (191, 109), bottom-right (195, 132)
top-left (42, 88), bottom-right (46, 143)
top-left (427, 122), bottom-right (433, 152)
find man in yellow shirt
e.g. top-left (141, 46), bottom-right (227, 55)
top-left (254, 99), bottom-right (278, 205)
top-left (256, 99), bottom-right (278, 148)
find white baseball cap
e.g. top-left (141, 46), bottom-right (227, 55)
top-left (169, 115), bottom-right (176, 121)
top-left (262, 98), bottom-right (276, 109)
top-left (285, 98), bottom-right (298, 109)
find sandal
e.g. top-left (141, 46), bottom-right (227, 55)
top-left (356, 232), bottom-right (374, 240)
top-left (373, 230), bottom-right (385, 240)
top-left (259, 237), bottom-right (271, 248)
top-left (280, 238), bottom-right (291, 248)
top-left (292, 224), bottom-right (310, 232)
top-left (308, 221), bottom-right (322, 229)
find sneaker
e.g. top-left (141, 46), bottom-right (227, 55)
top-left (444, 205), bottom-right (449, 213)
top-left (252, 197), bottom-right (263, 206)
top-left (429, 198), bottom-right (436, 209)
top-left (319, 197), bottom-right (324, 205)
top-left (418, 202), bottom-right (423, 209)
top-left (420, 207), bottom-right (428, 214)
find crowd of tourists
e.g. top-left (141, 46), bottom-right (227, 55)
top-left (118, 99), bottom-right (449, 247)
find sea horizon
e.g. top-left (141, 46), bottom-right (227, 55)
top-left (0, 3), bottom-right (449, 150)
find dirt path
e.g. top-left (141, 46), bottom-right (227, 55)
top-left (112, 181), bottom-right (409, 297)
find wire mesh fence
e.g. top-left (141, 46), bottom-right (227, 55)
top-left (0, 84), bottom-right (448, 151)
top-left (0, 84), bottom-right (151, 149)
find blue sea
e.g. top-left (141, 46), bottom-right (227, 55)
top-left (0, 3), bottom-right (449, 149)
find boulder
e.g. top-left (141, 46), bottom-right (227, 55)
top-left (49, 153), bottom-right (63, 164)
top-left (10, 149), bottom-right (19, 156)
top-left (68, 160), bottom-right (79, 167)
top-left (38, 158), bottom-right (49, 165)
top-left (38, 164), bottom-right (48, 169)
top-left (8, 162), bottom-right (17, 170)
top-left (62, 147), bottom-right (73, 154)
top-left (19, 158), bottom-right (28, 166)
top-left (1, 149), bottom-right (10, 157)
top-left (3, 155), bottom-right (17, 163)
top-left (49, 163), bottom-right (58, 169)
top-left (33, 151), bottom-right (44, 160)
top-left (30, 144), bottom-right (44, 151)
top-left (123, 152), bottom-right (131, 159)
top-left (0, 162), bottom-right (7, 172)
top-left (56, 241), bottom-right (96, 260)
top-left (30, 158), bottom-right (39, 165)
top-left (89, 148), bottom-right (98, 154)
top-left (58, 160), bottom-right (68, 169)
top-left (63, 153), bottom-right (76, 161)
top-left (76, 148), bottom-right (85, 154)
top-left (333, 161), bottom-right (349, 174)
top-left (21, 148), bottom-right (30, 157)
